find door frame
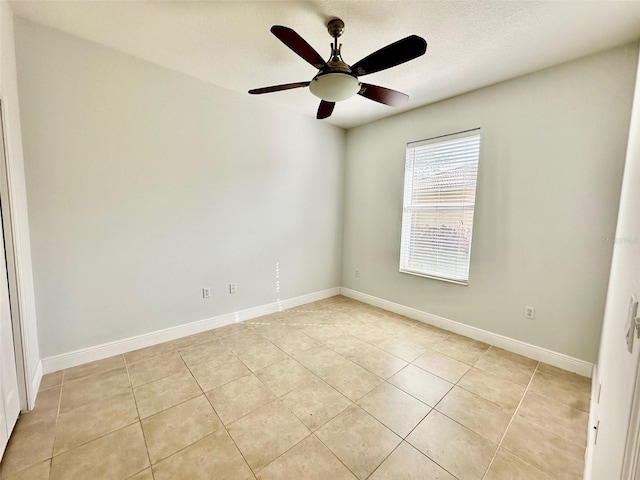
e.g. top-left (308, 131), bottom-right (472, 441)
top-left (0, 96), bottom-right (31, 411)
top-left (621, 347), bottom-right (640, 479)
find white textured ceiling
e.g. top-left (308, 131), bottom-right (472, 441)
top-left (9, 0), bottom-right (640, 129)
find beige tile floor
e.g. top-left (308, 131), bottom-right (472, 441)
top-left (0, 296), bottom-right (591, 480)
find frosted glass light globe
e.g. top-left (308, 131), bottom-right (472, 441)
top-left (309, 73), bottom-right (361, 102)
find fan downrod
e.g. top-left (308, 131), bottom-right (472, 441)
top-left (325, 18), bottom-right (349, 71)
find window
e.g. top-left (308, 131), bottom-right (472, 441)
top-left (400, 129), bottom-right (481, 285)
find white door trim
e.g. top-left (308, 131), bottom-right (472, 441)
top-left (0, 96), bottom-right (32, 410)
top-left (0, 98), bottom-right (22, 458)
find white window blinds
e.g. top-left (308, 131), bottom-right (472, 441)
top-left (400, 129), bottom-right (481, 284)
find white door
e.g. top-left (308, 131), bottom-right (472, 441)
top-left (0, 107), bottom-right (20, 458)
top-left (621, 350), bottom-right (640, 479)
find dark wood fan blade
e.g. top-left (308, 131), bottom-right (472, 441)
top-left (271, 26), bottom-right (327, 70)
top-left (317, 100), bottom-right (335, 119)
top-left (358, 83), bottom-right (409, 107)
top-left (350, 35), bottom-right (427, 76)
top-left (248, 82), bottom-right (310, 95)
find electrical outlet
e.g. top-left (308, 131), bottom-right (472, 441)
top-left (229, 283), bottom-right (237, 294)
top-left (203, 288), bottom-right (211, 299)
top-left (355, 269), bottom-right (360, 277)
top-left (525, 306), bottom-right (535, 319)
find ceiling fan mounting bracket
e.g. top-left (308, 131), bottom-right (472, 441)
top-left (327, 18), bottom-right (345, 39)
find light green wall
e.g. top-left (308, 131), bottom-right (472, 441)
top-left (341, 44), bottom-right (638, 362)
top-left (14, 18), bottom-right (346, 358)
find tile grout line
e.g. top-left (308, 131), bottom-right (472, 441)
top-left (339, 326), bottom-right (477, 479)
top-left (46, 342), bottom-right (264, 476)
top-left (47, 369), bottom-right (66, 480)
top-left (511, 368), bottom-right (591, 447)
top-left (125, 341), bottom-right (207, 477)
top-left (219, 305), bottom-right (378, 478)
top-left (311, 430), bottom-right (363, 479)
top-left (233, 387), bottom-right (316, 476)
top-left (135, 344), bottom-right (236, 472)
top-left (480, 361), bottom-right (540, 480)
top-left (139, 346), bottom-right (230, 470)
top-left (364, 441), bottom-right (403, 480)
top-left (49, 404), bottom-right (139, 456)
top-left (47, 357), bottom-right (142, 475)
top-left (235, 318), bottom-right (357, 477)
top-left (402, 346), bottom-right (522, 477)
top-left (196, 369), bottom-right (259, 480)
top-left (399, 359), bottom-right (500, 480)
top-left (281, 312), bottom-right (423, 479)
top-left (362, 405), bottom-right (445, 480)
top-left (124, 354), bottom-right (155, 478)
top-left (189, 326), bottom-right (316, 479)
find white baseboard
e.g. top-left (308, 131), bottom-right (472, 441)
top-left (41, 287), bottom-right (340, 374)
top-left (42, 285), bottom-right (594, 378)
top-left (341, 287), bottom-right (594, 377)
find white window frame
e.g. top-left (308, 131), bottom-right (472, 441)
top-left (399, 128), bottom-right (481, 285)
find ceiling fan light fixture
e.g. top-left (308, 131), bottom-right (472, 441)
top-left (309, 73), bottom-right (360, 102)
top-left (249, 21), bottom-right (427, 119)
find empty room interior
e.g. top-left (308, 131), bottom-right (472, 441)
top-left (1, 1), bottom-right (640, 479)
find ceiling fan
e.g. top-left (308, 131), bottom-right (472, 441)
top-left (248, 18), bottom-right (427, 120)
